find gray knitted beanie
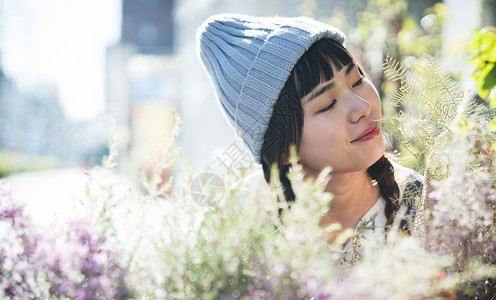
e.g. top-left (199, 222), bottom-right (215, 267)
top-left (197, 14), bottom-right (346, 162)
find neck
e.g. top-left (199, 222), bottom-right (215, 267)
top-left (316, 169), bottom-right (380, 230)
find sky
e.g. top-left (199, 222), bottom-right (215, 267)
top-left (0, 0), bottom-right (121, 122)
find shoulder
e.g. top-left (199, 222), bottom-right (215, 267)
top-left (391, 161), bottom-right (423, 201)
top-left (391, 161), bottom-right (423, 188)
top-left (390, 161), bottom-right (424, 231)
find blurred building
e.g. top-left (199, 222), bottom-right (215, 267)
top-left (106, 0), bottom-right (177, 181)
top-left (0, 58), bottom-right (24, 153)
top-left (121, 0), bottom-right (175, 54)
top-left (0, 54), bottom-right (114, 173)
top-left (0, 60), bottom-right (65, 157)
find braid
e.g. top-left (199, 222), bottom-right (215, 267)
top-left (367, 155), bottom-right (400, 226)
top-left (261, 160), bottom-right (295, 203)
top-left (261, 160), bottom-right (295, 219)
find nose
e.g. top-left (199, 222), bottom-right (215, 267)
top-left (346, 92), bottom-right (371, 123)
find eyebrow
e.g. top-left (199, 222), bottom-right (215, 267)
top-left (305, 61), bottom-right (357, 104)
top-left (345, 61), bottom-right (357, 76)
top-left (305, 82), bottom-right (335, 104)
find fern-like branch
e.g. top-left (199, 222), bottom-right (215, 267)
top-left (383, 55), bottom-right (462, 130)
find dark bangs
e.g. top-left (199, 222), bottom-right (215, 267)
top-left (290, 38), bottom-right (355, 99)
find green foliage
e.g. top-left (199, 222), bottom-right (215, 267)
top-left (0, 150), bottom-right (60, 177)
top-left (381, 54), bottom-right (490, 171)
top-left (384, 54), bottom-right (463, 122)
top-left (468, 27), bottom-right (496, 107)
top-left (468, 27), bottom-right (496, 151)
top-left (381, 52), bottom-right (496, 298)
top-left (382, 54), bottom-right (490, 174)
top-left (397, 3), bottom-right (445, 59)
top-left (323, 0), bottom-right (444, 79)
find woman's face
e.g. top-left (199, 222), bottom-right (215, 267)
top-left (298, 61), bottom-right (384, 175)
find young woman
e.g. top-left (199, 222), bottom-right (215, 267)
top-left (197, 14), bottom-right (422, 255)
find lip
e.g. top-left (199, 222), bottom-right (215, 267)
top-left (352, 124), bottom-right (381, 142)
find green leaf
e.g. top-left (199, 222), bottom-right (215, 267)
top-left (488, 118), bottom-right (496, 131)
top-left (453, 115), bottom-right (473, 134)
top-left (477, 85), bottom-right (490, 99)
top-left (467, 30), bottom-right (482, 53)
top-left (468, 55), bottom-right (485, 69)
top-left (476, 63), bottom-right (494, 99)
top-left (480, 30), bottom-right (496, 61)
top-left (482, 64), bottom-right (496, 91)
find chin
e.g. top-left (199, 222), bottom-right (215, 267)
top-left (368, 155), bottom-right (383, 168)
top-left (367, 142), bottom-right (386, 168)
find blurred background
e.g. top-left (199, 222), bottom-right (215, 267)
top-left (0, 0), bottom-right (494, 204)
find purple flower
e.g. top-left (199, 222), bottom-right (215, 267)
top-left (0, 181), bottom-right (131, 299)
top-left (0, 183), bottom-right (41, 298)
top-left (425, 133), bottom-right (496, 271)
top-left (39, 219), bottom-right (131, 299)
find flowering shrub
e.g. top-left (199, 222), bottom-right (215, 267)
top-left (38, 220), bottom-right (130, 299)
top-left (1, 61), bottom-right (496, 299)
top-left (0, 184), bottom-right (40, 299)
top-left (330, 236), bottom-right (457, 299)
top-left (382, 55), bottom-right (496, 298)
top-left (427, 132), bottom-right (496, 269)
top-left (0, 183), bottom-right (131, 299)
top-left (124, 155), bottom-right (342, 299)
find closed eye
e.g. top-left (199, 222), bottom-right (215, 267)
top-left (352, 76), bottom-right (364, 88)
top-left (318, 99), bottom-right (336, 113)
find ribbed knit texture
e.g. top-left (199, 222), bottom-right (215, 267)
top-left (197, 14), bottom-right (345, 162)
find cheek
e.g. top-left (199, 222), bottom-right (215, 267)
top-left (298, 118), bottom-right (342, 163)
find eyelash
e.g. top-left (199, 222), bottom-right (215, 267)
top-left (317, 77), bottom-right (364, 114)
top-left (352, 76), bottom-right (364, 88)
top-left (318, 100), bottom-right (336, 113)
